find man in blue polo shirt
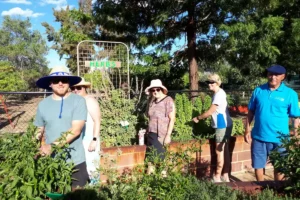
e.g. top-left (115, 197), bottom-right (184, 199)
top-left (244, 64), bottom-right (299, 181)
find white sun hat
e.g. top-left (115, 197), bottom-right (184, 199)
top-left (72, 78), bottom-right (91, 88)
top-left (145, 79), bottom-right (168, 95)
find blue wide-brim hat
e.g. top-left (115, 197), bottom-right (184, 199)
top-left (36, 66), bottom-right (82, 90)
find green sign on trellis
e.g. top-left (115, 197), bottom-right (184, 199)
top-left (85, 61), bottom-right (122, 68)
top-left (76, 40), bottom-right (130, 92)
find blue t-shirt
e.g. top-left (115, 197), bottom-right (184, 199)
top-left (34, 93), bottom-right (87, 165)
top-left (248, 83), bottom-right (299, 143)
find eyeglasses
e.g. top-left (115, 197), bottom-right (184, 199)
top-left (70, 86), bottom-right (83, 91)
top-left (51, 78), bottom-right (69, 84)
top-left (205, 80), bottom-right (216, 85)
top-left (150, 88), bottom-right (161, 93)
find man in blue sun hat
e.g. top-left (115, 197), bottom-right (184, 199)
top-left (244, 64), bottom-right (300, 181)
top-left (34, 66), bottom-right (89, 189)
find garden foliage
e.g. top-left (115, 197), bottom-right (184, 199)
top-left (64, 144), bottom-right (296, 200)
top-left (99, 89), bottom-right (138, 147)
top-left (173, 93), bottom-right (244, 142)
top-left (270, 133), bottom-right (300, 193)
top-left (0, 122), bottom-right (74, 200)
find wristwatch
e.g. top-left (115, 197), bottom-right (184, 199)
top-left (92, 137), bottom-right (97, 141)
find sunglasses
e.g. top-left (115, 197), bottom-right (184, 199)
top-left (70, 86), bottom-right (83, 91)
top-left (51, 78), bottom-right (69, 84)
top-left (150, 88), bottom-right (161, 93)
top-left (205, 80), bottom-right (217, 85)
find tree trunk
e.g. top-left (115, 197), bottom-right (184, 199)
top-left (186, 9), bottom-right (199, 99)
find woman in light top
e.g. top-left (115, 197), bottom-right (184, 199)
top-left (193, 74), bottom-right (233, 182)
top-left (71, 78), bottom-right (101, 184)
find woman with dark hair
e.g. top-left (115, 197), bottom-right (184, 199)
top-left (72, 78), bottom-right (101, 184)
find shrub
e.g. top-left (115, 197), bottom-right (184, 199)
top-left (64, 144), bottom-right (296, 200)
top-left (270, 134), bottom-right (300, 193)
top-left (173, 93), bottom-right (194, 141)
top-left (99, 89), bottom-right (138, 147)
top-left (0, 122), bottom-right (74, 200)
top-left (232, 118), bottom-right (245, 136)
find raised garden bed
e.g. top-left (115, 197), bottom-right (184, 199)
top-left (99, 135), bottom-right (271, 183)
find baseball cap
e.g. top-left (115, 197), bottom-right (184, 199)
top-left (267, 64), bottom-right (286, 74)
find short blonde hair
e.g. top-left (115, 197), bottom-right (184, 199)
top-left (207, 73), bottom-right (222, 86)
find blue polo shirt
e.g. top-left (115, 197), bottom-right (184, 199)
top-left (248, 83), bottom-right (299, 143)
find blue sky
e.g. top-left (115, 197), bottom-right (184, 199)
top-left (0, 0), bottom-right (80, 68)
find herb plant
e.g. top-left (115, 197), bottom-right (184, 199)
top-left (99, 89), bottom-right (138, 147)
top-left (0, 122), bottom-right (74, 200)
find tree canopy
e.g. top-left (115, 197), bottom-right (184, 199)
top-left (0, 16), bottom-right (48, 91)
top-left (42, 0), bottom-right (96, 73)
top-left (42, 0), bottom-right (300, 91)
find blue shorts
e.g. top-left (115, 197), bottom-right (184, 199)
top-left (251, 138), bottom-right (287, 169)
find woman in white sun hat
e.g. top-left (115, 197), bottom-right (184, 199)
top-left (145, 79), bottom-right (176, 174)
top-left (71, 78), bottom-right (101, 185)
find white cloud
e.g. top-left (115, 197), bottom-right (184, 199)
top-left (40, 0), bottom-right (72, 11)
top-left (55, 4), bottom-right (74, 11)
top-left (2, 0), bottom-right (32, 4)
top-left (1, 7), bottom-right (44, 18)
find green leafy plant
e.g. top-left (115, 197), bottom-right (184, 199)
top-left (99, 89), bottom-right (138, 147)
top-left (173, 93), bottom-right (194, 141)
top-left (173, 93), bottom-right (214, 141)
top-left (270, 133), bottom-right (300, 193)
top-left (232, 118), bottom-right (245, 136)
top-left (0, 121), bottom-right (74, 200)
top-left (64, 141), bottom-right (297, 200)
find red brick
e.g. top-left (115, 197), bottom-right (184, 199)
top-left (200, 144), bottom-right (211, 156)
top-left (242, 160), bottom-right (252, 170)
top-left (134, 152), bottom-right (146, 164)
top-left (238, 151), bottom-right (251, 161)
top-left (243, 142), bottom-right (251, 151)
top-left (231, 152), bottom-right (238, 162)
top-left (235, 136), bottom-right (244, 143)
top-left (231, 162), bottom-right (242, 172)
top-left (117, 153), bottom-right (135, 167)
top-left (133, 145), bottom-right (147, 153)
top-left (118, 146), bottom-right (136, 154)
top-left (233, 142), bottom-right (243, 152)
top-left (102, 148), bottom-right (118, 156)
top-left (100, 155), bottom-right (117, 167)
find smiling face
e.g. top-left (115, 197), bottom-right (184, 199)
top-left (267, 72), bottom-right (285, 89)
top-left (50, 77), bottom-right (70, 97)
top-left (150, 87), bottom-right (165, 99)
top-left (71, 85), bottom-right (87, 96)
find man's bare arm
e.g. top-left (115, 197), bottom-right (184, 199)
top-left (292, 118), bottom-right (299, 137)
top-left (53, 120), bottom-right (85, 146)
top-left (244, 110), bottom-right (254, 143)
top-left (40, 120), bottom-right (85, 156)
